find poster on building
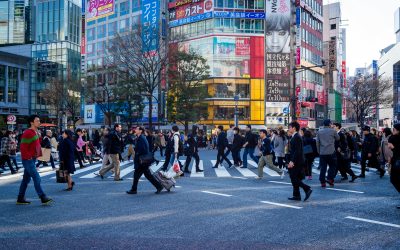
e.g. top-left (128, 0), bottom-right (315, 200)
top-left (87, 0), bottom-right (115, 21)
top-left (169, 0), bottom-right (213, 21)
top-left (265, 0), bottom-right (291, 103)
top-left (235, 37), bottom-right (250, 56)
top-left (141, 0), bottom-right (160, 53)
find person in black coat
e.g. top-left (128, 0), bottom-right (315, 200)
top-left (287, 122), bottom-right (312, 202)
top-left (213, 125), bottom-right (233, 168)
top-left (183, 125), bottom-right (203, 173)
top-left (303, 129), bottom-right (317, 180)
top-left (232, 127), bottom-right (244, 166)
top-left (126, 126), bottom-right (163, 195)
top-left (59, 130), bottom-right (76, 191)
top-left (359, 126), bottom-right (382, 178)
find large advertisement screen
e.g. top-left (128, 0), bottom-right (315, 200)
top-left (141, 0), bottom-right (160, 52)
top-left (265, 0), bottom-right (291, 103)
top-left (87, 0), bottom-right (115, 21)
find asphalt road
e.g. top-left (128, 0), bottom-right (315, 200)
top-left (0, 149), bottom-right (399, 250)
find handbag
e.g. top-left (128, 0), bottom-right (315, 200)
top-left (139, 153), bottom-right (155, 166)
top-left (339, 149), bottom-right (350, 160)
top-left (173, 160), bottom-right (181, 173)
top-left (38, 148), bottom-right (51, 162)
top-left (303, 144), bottom-right (313, 155)
top-left (56, 162), bottom-right (68, 183)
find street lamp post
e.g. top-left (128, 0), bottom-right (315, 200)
top-left (234, 94), bottom-right (240, 127)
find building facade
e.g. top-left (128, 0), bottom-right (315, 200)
top-left (0, 0), bottom-right (28, 45)
top-left (30, 0), bottom-right (81, 118)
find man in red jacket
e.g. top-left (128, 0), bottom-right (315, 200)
top-left (16, 115), bottom-right (52, 205)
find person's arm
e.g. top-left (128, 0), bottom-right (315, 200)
top-left (174, 135), bottom-right (179, 154)
top-left (316, 133), bottom-right (321, 155)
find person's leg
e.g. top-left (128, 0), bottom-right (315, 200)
top-left (232, 150), bottom-right (238, 165)
top-left (278, 157), bottom-right (285, 169)
top-left (18, 163), bottom-right (32, 199)
top-left (99, 155), bottom-right (114, 176)
top-left (221, 149), bottom-right (232, 166)
top-left (390, 168), bottom-right (400, 193)
top-left (327, 153), bottom-right (337, 182)
top-left (194, 152), bottom-right (200, 170)
top-left (184, 155), bottom-right (192, 171)
top-left (360, 155), bottom-right (367, 176)
top-left (319, 155), bottom-right (328, 184)
top-left (242, 148), bottom-right (249, 168)
top-left (131, 167), bottom-right (144, 192)
top-left (224, 145), bottom-right (232, 158)
top-left (11, 157), bottom-right (19, 170)
top-left (76, 151), bottom-right (84, 168)
top-left (49, 155), bottom-right (56, 169)
top-left (161, 152), bottom-right (171, 171)
top-left (248, 148), bottom-right (259, 163)
top-left (289, 169), bottom-right (301, 198)
top-left (214, 150), bottom-right (222, 167)
top-left (35, 160), bottom-right (42, 168)
top-left (160, 146), bottom-right (164, 157)
top-left (5, 156), bottom-right (16, 173)
top-left (21, 160), bottom-right (45, 198)
top-left (266, 155), bottom-right (283, 174)
top-left (111, 154), bottom-right (121, 180)
top-left (257, 156), bottom-right (266, 178)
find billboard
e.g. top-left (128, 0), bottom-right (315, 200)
top-left (265, 0), bottom-right (291, 102)
top-left (141, 0), bottom-right (160, 52)
top-left (213, 11), bottom-right (265, 19)
top-left (87, 0), bottom-right (115, 21)
top-left (169, 0), bottom-right (213, 21)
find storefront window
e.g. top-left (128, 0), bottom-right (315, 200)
top-left (0, 65), bottom-right (5, 102)
top-left (212, 83), bottom-right (250, 99)
top-left (8, 67), bottom-right (19, 103)
top-left (213, 106), bottom-right (250, 120)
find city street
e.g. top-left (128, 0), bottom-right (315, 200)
top-left (0, 149), bottom-right (399, 249)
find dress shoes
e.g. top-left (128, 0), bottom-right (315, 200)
top-left (304, 189), bottom-right (313, 202)
top-left (155, 187), bottom-right (163, 194)
top-left (349, 175), bottom-right (358, 183)
top-left (288, 197), bottom-right (301, 201)
top-left (126, 190), bottom-right (137, 195)
top-left (196, 169), bottom-right (204, 173)
top-left (326, 179), bottom-right (334, 187)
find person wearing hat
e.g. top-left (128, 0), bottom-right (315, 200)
top-left (316, 119), bottom-right (339, 187)
top-left (359, 125), bottom-right (383, 178)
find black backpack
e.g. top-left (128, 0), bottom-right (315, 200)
top-left (174, 134), bottom-right (184, 156)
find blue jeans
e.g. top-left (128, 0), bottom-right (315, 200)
top-left (243, 147), bottom-right (259, 168)
top-left (18, 159), bottom-right (45, 198)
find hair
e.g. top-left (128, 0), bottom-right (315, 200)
top-left (76, 128), bottom-right (82, 133)
top-left (259, 129), bottom-right (267, 136)
top-left (27, 115), bottom-right (40, 126)
top-left (218, 125), bottom-right (224, 131)
top-left (333, 122), bottom-right (342, 129)
top-left (192, 125), bottom-right (198, 134)
top-left (63, 129), bottom-right (74, 140)
top-left (229, 124), bottom-right (234, 128)
top-left (266, 13), bottom-right (290, 32)
top-left (103, 127), bottom-right (110, 133)
top-left (146, 129), bottom-right (151, 135)
top-left (279, 129), bottom-right (286, 137)
top-left (304, 130), bottom-right (312, 138)
top-left (289, 121), bottom-right (300, 132)
top-left (246, 125), bottom-right (251, 129)
top-left (233, 127), bottom-right (240, 132)
top-left (383, 127), bottom-right (392, 137)
top-left (393, 124), bottom-right (400, 133)
top-left (138, 126), bottom-right (145, 133)
top-left (172, 125), bottom-right (179, 132)
top-left (114, 123), bottom-right (121, 129)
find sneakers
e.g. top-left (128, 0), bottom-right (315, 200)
top-left (16, 197), bottom-right (31, 205)
top-left (321, 182), bottom-right (326, 188)
top-left (326, 179), bottom-right (334, 187)
top-left (40, 196), bottom-right (53, 205)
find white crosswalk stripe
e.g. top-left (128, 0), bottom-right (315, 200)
top-left (58, 162), bottom-right (104, 179)
top-left (235, 162), bottom-right (257, 177)
top-left (210, 160), bottom-right (231, 177)
top-left (190, 160), bottom-right (204, 177)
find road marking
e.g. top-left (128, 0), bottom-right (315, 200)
top-left (232, 176), bottom-right (247, 180)
top-left (190, 160), bottom-right (204, 177)
top-left (235, 165), bottom-right (257, 177)
top-left (269, 181), bottom-right (292, 185)
top-left (71, 163), bottom-right (105, 179)
top-left (201, 191), bottom-right (232, 197)
top-left (345, 216), bottom-right (400, 228)
top-left (260, 201), bottom-right (302, 209)
top-left (248, 160), bottom-right (280, 177)
top-left (109, 164), bottom-right (134, 179)
top-left (326, 188), bottom-right (364, 194)
top-left (210, 160), bottom-right (231, 177)
top-left (175, 186), bottom-right (182, 188)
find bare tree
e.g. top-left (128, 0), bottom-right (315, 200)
top-left (347, 76), bottom-right (393, 128)
top-left (167, 50), bottom-right (210, 134)
top-left (107, 28), bottom-right (168, 129)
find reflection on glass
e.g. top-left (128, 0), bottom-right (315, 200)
top-left (213, 107), bottom-right (250, 120)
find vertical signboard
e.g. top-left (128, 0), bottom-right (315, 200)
top-left (295, 5), bottom-right (301, 68)
top-left (87, 0), bottom-right (115, 21)
top-left (265, 0), bottom-right (291, 102)
top-left (342, 61), bottom-right (346, 87)
top-left (141, 0), bottom-right (160, 53)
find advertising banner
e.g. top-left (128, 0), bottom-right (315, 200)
top-left (87, 0), bottom-right (115, 21)
top-left (169, 12), bottom-right (212, 27)
top-left (213, 11), bottom-right (265, 19)
top-left (342, 61), bottom-right (346, 88)
top-left (141, 0), bottom-right (160, 52)
top-left (84, 105), bottom-right (96, 124)
top-left (169, 0), bottom-right (213, 21)
top-left (265, 0), bottom-right (291, 103)
top-left (235, 37), bottom-right (250, 56)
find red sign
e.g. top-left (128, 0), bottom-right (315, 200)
top-left (235, 38), bottom-right (250, 56)
top-left (342, 61), bottom-right (346, 88)
top-left (169, 0), bottom-right (212, 21)
top-left (297, 119), bottom-right (309, 128)
top-left (317, 91), bottom-right (325, 105)
top-left (81, 36), bottom-right (86, 55)
top-left (342, 98), bottom-right (347, 117)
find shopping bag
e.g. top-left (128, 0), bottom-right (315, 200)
top-left (173, 160), bottom-right (181, 173)
top-left (38, 148), bottom-right (51, 162)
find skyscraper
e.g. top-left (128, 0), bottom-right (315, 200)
top-left (0, 0), bottom-right (27, 44)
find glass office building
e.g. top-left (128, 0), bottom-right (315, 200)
top-left (30, 0), bottom-right (81, 116)
top-left (0, 0), bottom-right (27, 44)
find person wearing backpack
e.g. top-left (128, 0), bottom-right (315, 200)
top-left (213, 125), bottom-right (233, 168)
top-left (257, 129), bottom-right (285, 179)
top-left (242, 125), bottom-right (259, 168)
top-left (167, 125), bottom-right (185, 174)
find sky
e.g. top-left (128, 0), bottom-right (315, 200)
top-left (324, 0), bottom-right (400, 75)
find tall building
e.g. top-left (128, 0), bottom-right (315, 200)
top-left (169, 0), bottom-right (266, 127)
top-left (323, 1), bottom-right (346, 124)
top-left (30, 0), bottom-right (81, 119)
top-left (0, 0), bottom-right (28, 45)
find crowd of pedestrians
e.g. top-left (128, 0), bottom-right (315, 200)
top-left (5, 114), bottom-right (400, 209)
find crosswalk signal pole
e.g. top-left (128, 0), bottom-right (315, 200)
top-left (234, 94), bottom-right (240, 127)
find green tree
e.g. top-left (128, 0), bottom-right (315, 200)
top-left (167, 50), bottom-right (210, 134)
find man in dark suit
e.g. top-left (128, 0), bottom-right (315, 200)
top-left (287, 122), bottom-right (312, 201)
top-left (213, 126), bottom-right (233, 168)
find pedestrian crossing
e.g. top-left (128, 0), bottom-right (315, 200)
top-left (0, 157), bottom-right (379, 182)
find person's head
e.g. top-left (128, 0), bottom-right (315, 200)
top-left (217, 125), bottom-right (224, 133)
top-left (114, 123), bottom-right (122, 132)
top-left (172, 125), bottom-right (179, 133)
top-left (265, 14), bottom-right (290, 53)
top-left (259, 129), bottom-right (267, 139)
top-left (279, 129), bottom-right (286, 137)
top-left (229, 124), bottom-right (234, 129)
top-left (233, 127), bottom-right (239, 134)
top-left (371, 128), bottom-right (377, 135)
top-left (62, 130), bottom-right (73, 140)
top-left (103, 127), bottom-right (110, 135)
top-left (5, 130), bottom-right (12, 137)
top-left (393, 124), bottom-right (400, 135)
top-left (27, 115), bottom-right (40, 129)
top-left (145, 129), bottom-right (151, 136)
top-left (288, 121), bottom-right (300, 134)
top-left (76, 128), bottom-right (82, 135)
top-left (383, 127), bottom-right (392, 137)
top-left (323, 119), bottom-right (332, 127)
top-left (135, 126), bottom-right (145, 136)
top-left (333, 122), bottom-right (342, 132)
top-left (246, 125), bottom-right (251, 132)
top-left (46, 130), bottom-right (52, 137)
top-left (362, 126), bottom-right (370, 135)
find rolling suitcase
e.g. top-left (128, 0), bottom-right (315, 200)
top-left (153, 171), bottom-right (176, 192)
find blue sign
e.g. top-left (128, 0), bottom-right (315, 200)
top-left (141, 0), bottom-right (160, 52)
top-left (169, 12), bottom-right (213, 28)
top-left (296, 7), bottom-right (301, 27)
top-left (283, 107), bottom-right (289, 115)
top-left (213, 11), bottom-right (265, 19)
